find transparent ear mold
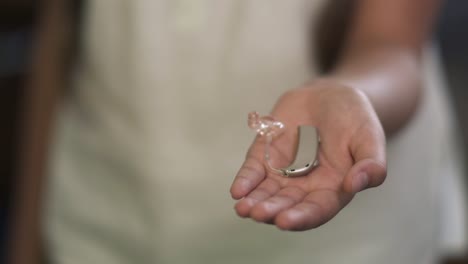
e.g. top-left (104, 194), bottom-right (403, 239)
top-left (248, 111), bottom-right (320, 177)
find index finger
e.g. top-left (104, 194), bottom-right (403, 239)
top-left (230, 119), bottom-right (299, 199)
top-left (230, 140), bottom-right (266, 200)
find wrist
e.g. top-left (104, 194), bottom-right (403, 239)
top-left (305, 77), bottom-right (373, 109)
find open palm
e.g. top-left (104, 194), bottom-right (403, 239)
top-left (230, 80), bottom-right (387, 231)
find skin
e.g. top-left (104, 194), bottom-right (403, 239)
top-left (8, 0), bottom-right (74, 263)
top-left (230, 0), bottom-right (442, 231)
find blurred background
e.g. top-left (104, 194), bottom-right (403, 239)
top-left (1, 0), bottom-right (468, 263)
top-left (1, 1), bottom-right (37, 262)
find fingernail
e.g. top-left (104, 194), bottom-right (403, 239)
top-left (352, 172), bottom-right (369, 193)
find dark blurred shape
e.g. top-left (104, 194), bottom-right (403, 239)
top-left (6, 1), bottom-right (83, 263)
top-left (0, 0), bottom-right (38, 262)
top-left (0, 77), bottom-right (25, 262)
top-left (437, 0), bottom-right (468, 262)
top-left (437, 0), bottom-right (468, 173)
top-left (0, 1), bottom-right (37, 31)
top-left (442, 257), bottom-right (468, 264)
top-left (314, 0), bottom-right (356, 73)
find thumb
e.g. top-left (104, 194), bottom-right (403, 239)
top-left (343, 131), bottom-right (387, 194)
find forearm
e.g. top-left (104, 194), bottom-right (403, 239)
top-left (331, 46), bottom-right (422, 135)
top-left (322, 0), bottom-right (442, 136)
top-left (8, 0), bottom-right (73, 263)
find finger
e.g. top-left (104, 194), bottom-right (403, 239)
top-left (234, 178), bottom-right (280, 218)
top-left (275, 190), bottom-right (349, 231)
top-left (250, 186), bottom-right (307, 223)
top-left (344, 158), bottom-right (387, 194)
top-left (230, 146), bottom-right (266, 199)
top-left (230, 127), bottom-right (297, 200)
top-left (344, 124), bottom-right (387, 194)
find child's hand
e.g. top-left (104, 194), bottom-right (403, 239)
top-left (230, 80), bottom-right (387, 231)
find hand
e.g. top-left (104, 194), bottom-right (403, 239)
top-left (230, 79), bottom-right (387, 231)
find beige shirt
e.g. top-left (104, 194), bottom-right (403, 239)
top-left (44, 1), bottom-right (465, 263)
